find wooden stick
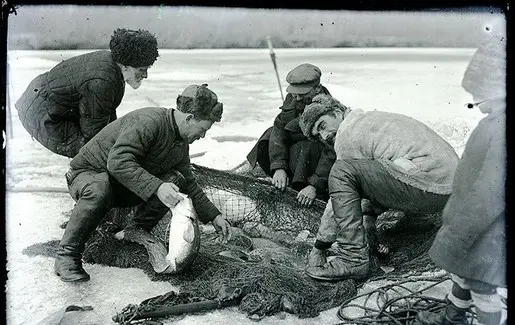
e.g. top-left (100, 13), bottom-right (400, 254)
top-left (266, 36), bottom-right (284, 102)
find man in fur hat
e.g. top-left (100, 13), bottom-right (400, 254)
top-left (416, 33), bottom-right (507, 325)
top-left (15, 28), bottom-right (159, 158)
top-left (298, 95), bottom-right (459, 281)
top-left (247, 63), bottom-right (336, 207)
top-left (55, 84), bottom-right (232, 283)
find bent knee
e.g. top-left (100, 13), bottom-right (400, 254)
top-left (329, 160), bottom-right (359, 190)
top-left (80, 173), bottom-right (113, 203)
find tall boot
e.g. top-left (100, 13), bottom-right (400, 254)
top-left (417, 298), bottom-right (470, 325)
top-left (55, 206), bottom-right (107, 282)
top-left (306, 197), bottom-right (369, 281)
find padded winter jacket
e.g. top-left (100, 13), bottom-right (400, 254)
top-left (69, 107), bottom-right (221, 224)
top-left (268, 86), bottom-right (335, 191)
top-left (15, 50), bottom-right (125, 157)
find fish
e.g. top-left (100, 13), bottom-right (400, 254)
top-left (163, 193), bottom-right (201, 274)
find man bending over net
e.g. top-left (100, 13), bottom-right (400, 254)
top-left (298, 94), bottom-right (459, 281)
top-left (55, 84), bottom-right (232, 283)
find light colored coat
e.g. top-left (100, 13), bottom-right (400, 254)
top-left (429, 110), bottom-right (506, 287)
top-left (334, 109), bottom-right (459, 195)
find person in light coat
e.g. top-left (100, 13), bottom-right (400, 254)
top-left (417, 33), bottom-right (506, 325)
top-left (298, 94), bottom-right (459, 281)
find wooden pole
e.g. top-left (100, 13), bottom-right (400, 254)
top-left (266, 36), bottom-right (284, 102)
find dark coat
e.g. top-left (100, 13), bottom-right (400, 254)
top-left (69, 107), bottom-right (221, 224)
top-left (429, 110), bottom-right (506, 287)
top-left (247, 86), bottom-right (335, 194)
top-left (15, 50), bottom-right (125, 158)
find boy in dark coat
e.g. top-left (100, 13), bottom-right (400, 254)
top-left (417, 34), bottom-right (506, 325)
top-left (247, 63), bottom-right (336, 206)
top-left (15, 28), bottom-right (159, 158)
top-left (55, 84), bottom-right (232, 283)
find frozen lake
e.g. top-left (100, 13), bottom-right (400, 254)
top-left (5, 48), bottom-right (492, 325)
top-left (7, 48), bottom-right (484, 170)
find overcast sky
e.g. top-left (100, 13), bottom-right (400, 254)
top-left (6, 5), bottom-right (506, 49)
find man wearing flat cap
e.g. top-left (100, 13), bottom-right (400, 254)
top-left (299, 94), bottom-right (459, 281)
top-left (55, 84), bottom-right (232, 283)
top-left (247, 63), bottom-right (335, 207)
top-left (15, 28), bottom-right (159, 158)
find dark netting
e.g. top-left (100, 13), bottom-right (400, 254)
top-left (22, 163), bottom-right (444, 324)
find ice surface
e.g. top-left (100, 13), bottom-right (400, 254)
top-left (6, 48), bottom-right (493, 325)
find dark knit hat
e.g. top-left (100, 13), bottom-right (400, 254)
top-left (462, 32), bottom-right (506, 101)
top-left (286, 63), bottom-right (322, 94)
top-left (109, 28), bottom-right (159, 67)
top-left (176, 84), bottom-right (223, 122)
top-left (299, 94), bottom-right (348, 140)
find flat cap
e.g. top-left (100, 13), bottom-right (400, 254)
top-left (286, 63), bottom-right (322, 94)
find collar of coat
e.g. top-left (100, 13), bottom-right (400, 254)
top-left (169, 108), bottom-right (185, 144)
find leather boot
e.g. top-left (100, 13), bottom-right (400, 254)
top-left (55, 246), bottom-right (90, 282)
top-left (55, 206), bottom-right (107, 282)
top-left (416, 299), bottom-right (470, 325)
top-left (306, 197), bottom-right (370, 281)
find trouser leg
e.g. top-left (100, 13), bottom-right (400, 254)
top-left (468, 279), bottom-right (503, 325)
top-left (417, 274), bottom-right (472, 324)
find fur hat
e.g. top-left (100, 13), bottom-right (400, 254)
top-left (462, 32), bottom-right (506, 101)
top-left (299, 94), bottom-right (348, 140)
top-left (176, 84), bottom-right (223, 122)
top-left (109, 28), bottom-right (159, 67)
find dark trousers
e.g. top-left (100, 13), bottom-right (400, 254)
top-left (61, 169), bottom-right (180, 251)
top-left (247, 127), bottom-right (327, 199)
top-left (317, 159), bottom-right (449, 263)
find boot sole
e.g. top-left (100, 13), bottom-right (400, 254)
top-left (55, 270), bottom-right (90, 283)
top-left (305, 270), bottom-right (369, 282)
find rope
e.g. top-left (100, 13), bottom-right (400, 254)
top-left (333, 273), bottom-right (468, 325)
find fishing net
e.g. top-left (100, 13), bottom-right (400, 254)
top-left (23, 163), bottom-right (444, 324)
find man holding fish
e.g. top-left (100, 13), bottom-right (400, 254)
top-left (55, 84), bottom-right (232, 283)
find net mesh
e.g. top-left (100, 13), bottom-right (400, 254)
top-left (25, 163), bottom-right (443, 323)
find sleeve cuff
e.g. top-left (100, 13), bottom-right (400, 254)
top-left (307, 174), bottom-right (327, 193)
top-left (314, 240), bottom-right (333, 250)
top-left (270, 161), bottom-right (288, 172)
top-left (140, 178), bottom-right (165, 202)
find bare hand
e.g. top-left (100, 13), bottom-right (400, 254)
top-left (156, 182), bottom-right (184, 208)
top-left (212, 215), bottom-right (232, 243)
top-left (308, 247), bottom-right (327, 267)
top-left (297, 185), bottom-right (316, 207)
top-left (272, 169), bottom-right (289, 191)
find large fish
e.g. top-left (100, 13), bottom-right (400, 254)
top-left (164, 193), bottom-right (200, 274)
top-left (116, 193), bottom-right (200, 274)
